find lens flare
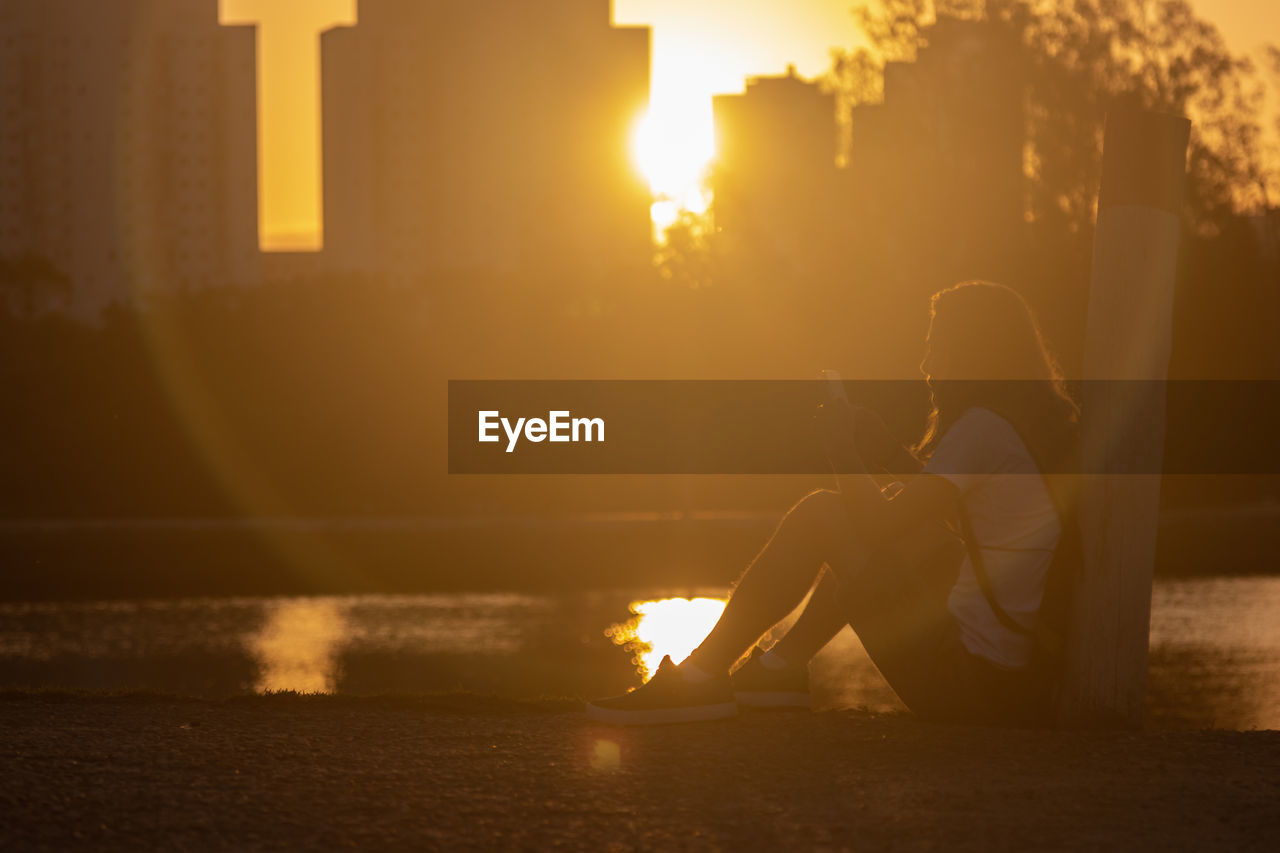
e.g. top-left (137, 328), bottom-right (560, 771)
top-left (590, 738), bottom-right (622, 772)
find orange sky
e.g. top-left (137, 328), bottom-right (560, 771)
top-left (219, 1), bottom-right (1278, 251)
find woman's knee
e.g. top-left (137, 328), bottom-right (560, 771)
top-left (798, 488), bottom-right (844, 516)
top-left (790, 489), bottom-right (874, 580)
top-left (783, 489), bottom-right (848, 537)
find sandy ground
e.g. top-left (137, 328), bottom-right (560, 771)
top-left (2, 692), bottom-right (1278, 851)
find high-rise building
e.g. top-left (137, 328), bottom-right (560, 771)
top-left (710, 65), bottom-right (844, 276)
top-left (847, 17), bottom-right (1024, 289)
top-left (0, 0), bottom-right (259, 316)
top-left (320, 0), bottom-right (651, 283)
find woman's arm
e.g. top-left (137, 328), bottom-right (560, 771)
top-left (817, 399), bottom-right (960, 545)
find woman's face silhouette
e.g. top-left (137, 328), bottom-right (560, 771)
top-left (920, 319), bottom-right (950, 383)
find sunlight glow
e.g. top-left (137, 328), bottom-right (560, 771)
top-left (607, 596), bottom-right (726, 681)
top-left (633, 107), bottom-right (714, 237)
top-left (633, 109), bottom-right (715, 201)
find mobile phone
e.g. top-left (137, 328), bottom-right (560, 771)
top-left (820, 369), bottom-right (848, 404)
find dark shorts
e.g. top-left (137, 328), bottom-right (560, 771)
top-left (837, 521), bottom-right (1047, 726)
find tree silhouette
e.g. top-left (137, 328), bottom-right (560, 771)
top-left (655, 209), bottom-right (718, 290)
top-left (829, 0), bottom-right (1276, 238)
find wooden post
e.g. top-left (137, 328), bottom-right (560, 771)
top-left (1059, 109), bottom-right (1191, 728)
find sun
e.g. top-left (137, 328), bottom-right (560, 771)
top-left (633, 105), bottom-right (715, 234)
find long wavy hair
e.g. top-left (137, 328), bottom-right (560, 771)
top-left (913, 281), bottom-right (1079, 474)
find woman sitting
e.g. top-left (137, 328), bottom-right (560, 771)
top-left (587, 280), bottom-right (1079, 727)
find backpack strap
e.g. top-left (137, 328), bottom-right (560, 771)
top-left (957, 504), bottom-right (1034, 637)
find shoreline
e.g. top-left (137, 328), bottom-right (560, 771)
top-left (1, 504), bottom-right (1275, 604)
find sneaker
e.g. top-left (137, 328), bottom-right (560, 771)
top-left (586, 656), bottom-right (738, 725)
top-left (731, 647), bottom-right (812, 709)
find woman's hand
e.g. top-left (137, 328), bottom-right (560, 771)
top-left (817, 401), bottom-right (920, 476)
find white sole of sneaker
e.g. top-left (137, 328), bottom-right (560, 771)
top-left (584, 700), bottom-right (739, 726)
top-left (733, 691), bottom-right (812, 709)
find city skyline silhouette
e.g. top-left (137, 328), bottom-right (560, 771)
top-left (213, 0), bottom-right (1277, 250)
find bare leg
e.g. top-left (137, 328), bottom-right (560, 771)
top-left (684, 489), bottom-right (867, 675)
top-left (767, 569), bottom-right (849, 666)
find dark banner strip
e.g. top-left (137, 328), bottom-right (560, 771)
top-left (447, 380), bottom-right (1280, 475)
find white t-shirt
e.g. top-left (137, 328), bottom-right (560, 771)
top-left (922, 406), bottom-right (1061, 668)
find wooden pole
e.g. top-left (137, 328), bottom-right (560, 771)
top-left (1059, 109), bottom-right (1190, 728)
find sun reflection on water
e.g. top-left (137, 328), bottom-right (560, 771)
top-left (248, 598), bottom-right (347, 693)
top-left (606, 596), bottom-right (726, 681)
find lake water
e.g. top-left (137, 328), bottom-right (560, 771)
top-left (1, 577), bottom-right (1277, 730)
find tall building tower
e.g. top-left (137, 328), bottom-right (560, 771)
top-left (0, 0), bottom-right (259, 316)
top-left (711, 65), bottom-right (843, 276)
top-left (320, 0), bottom-right (651, 283)
top-left (847, 17), bottom-right (1024, 290)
